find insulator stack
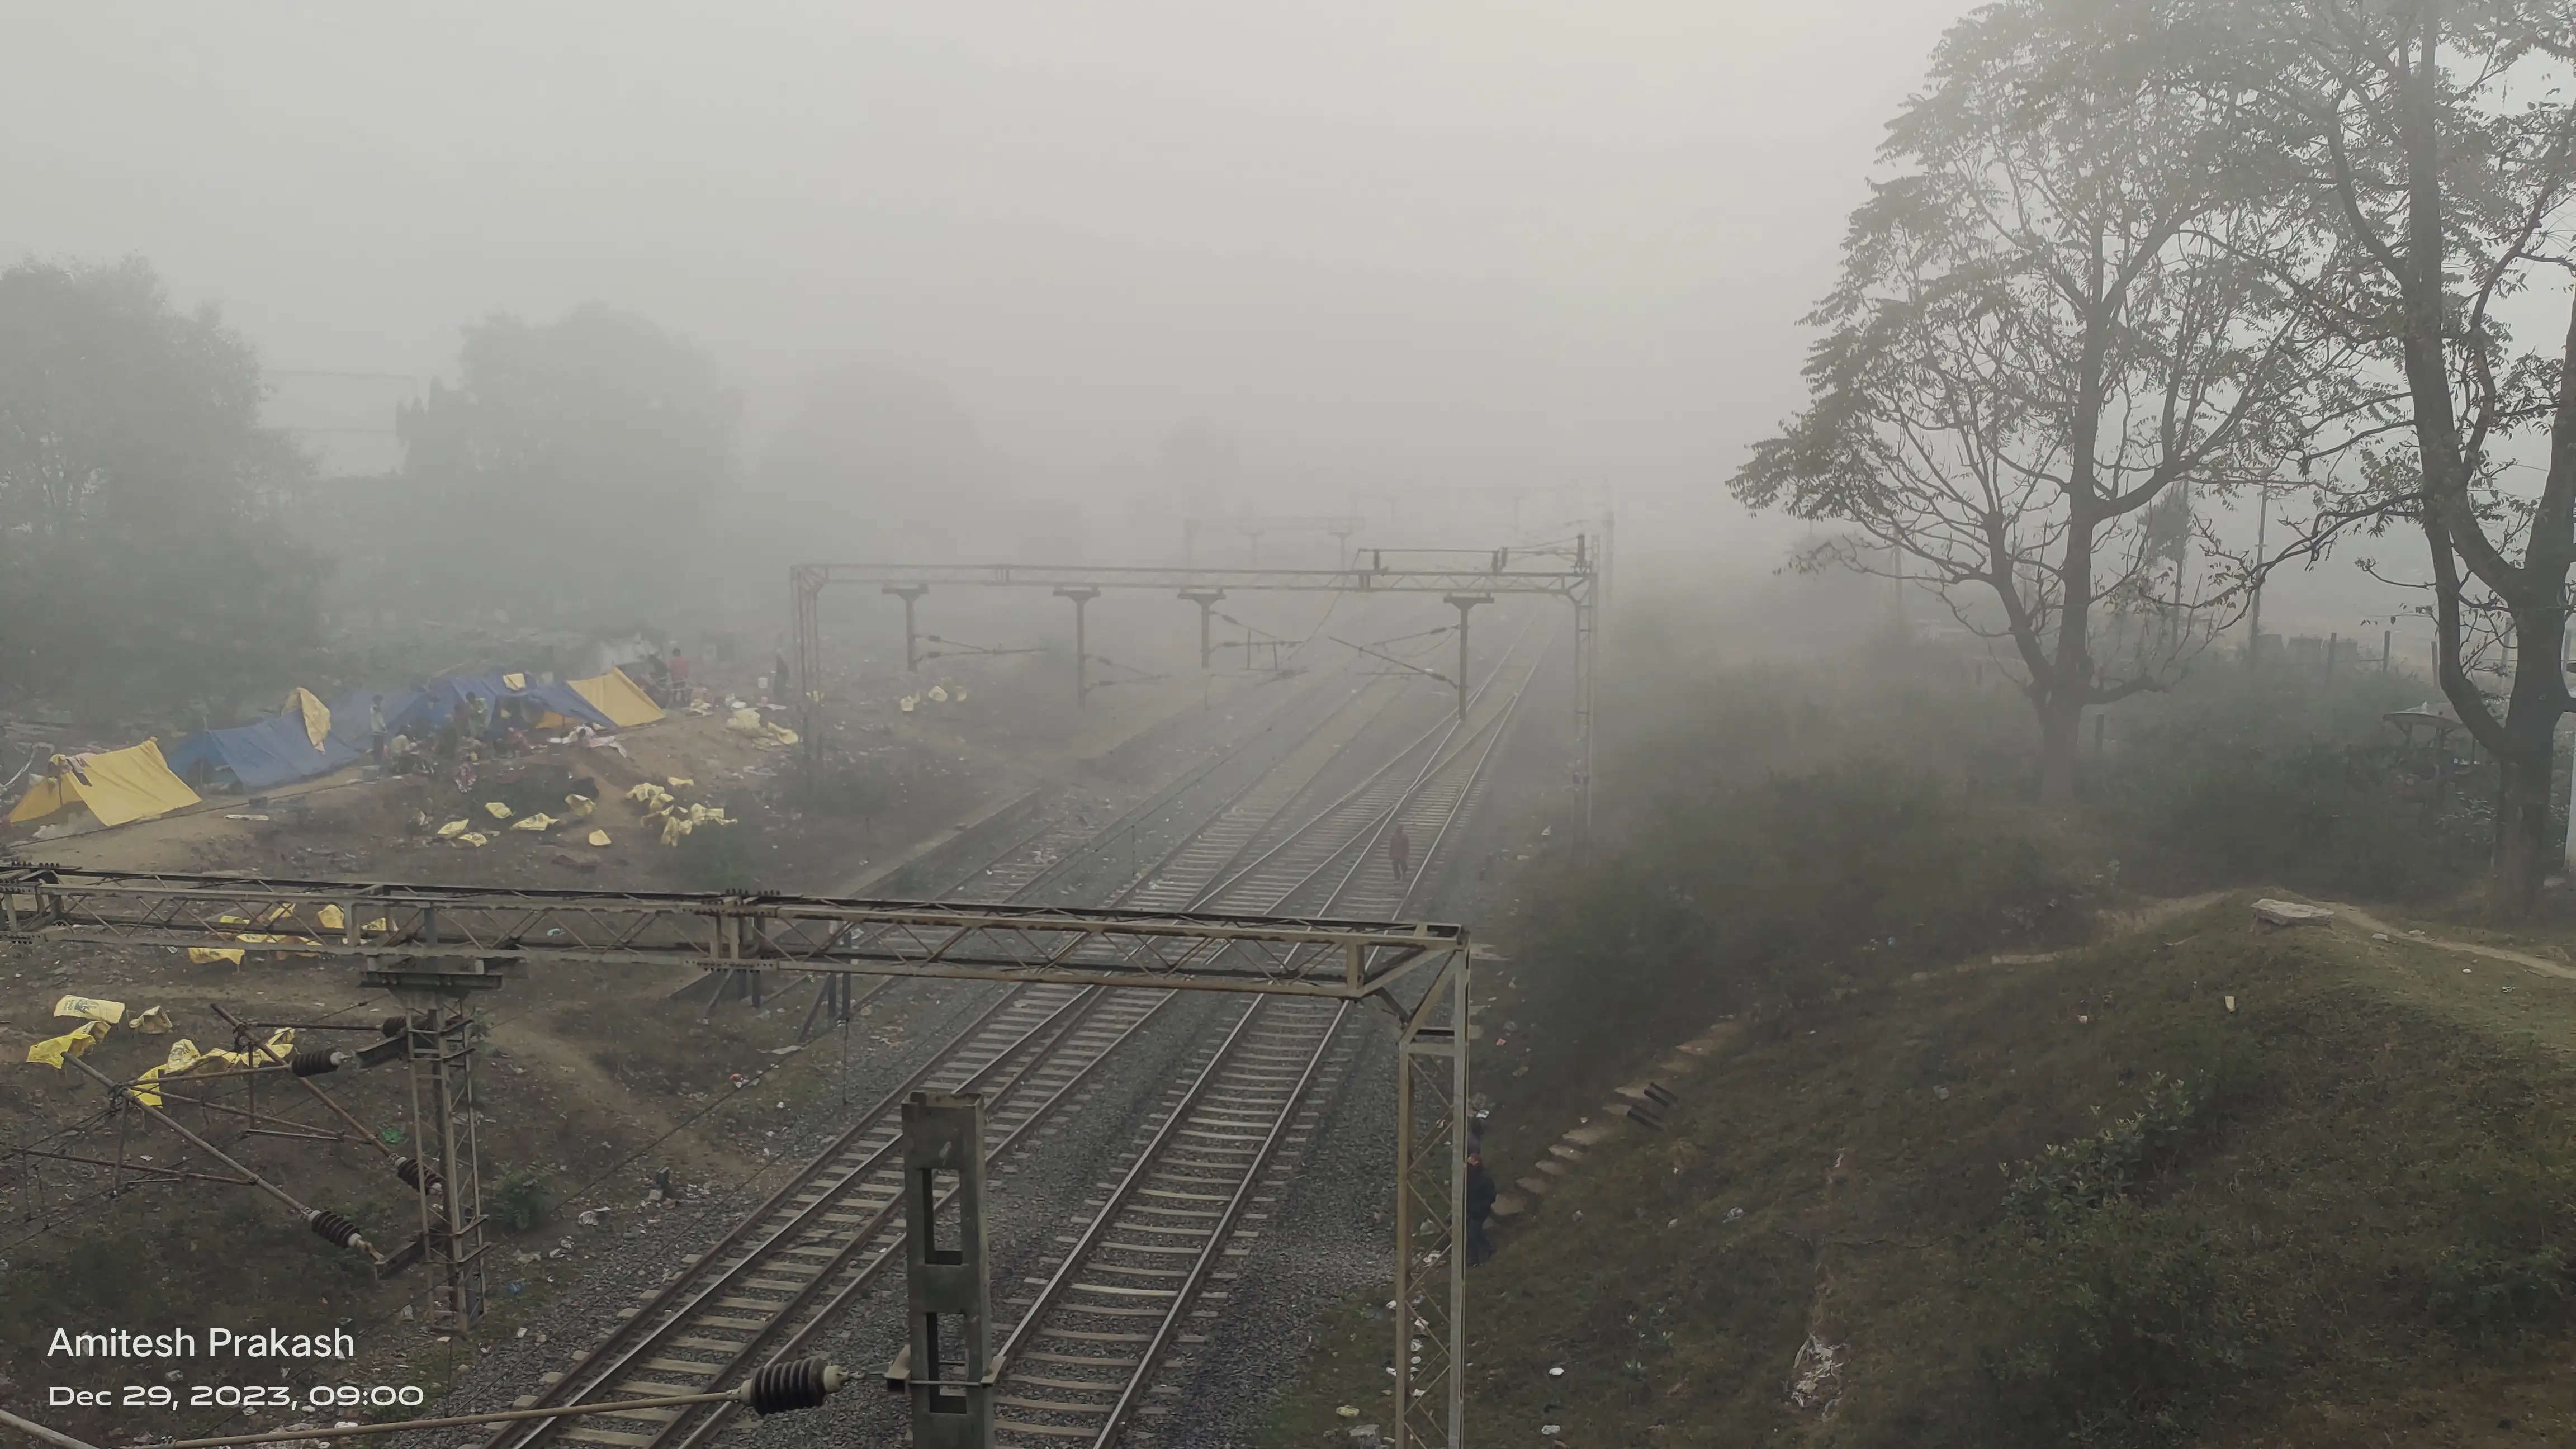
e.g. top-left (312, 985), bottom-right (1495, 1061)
top-left (306, 1209), bottom-right (370, 1254)
top-left (392, 1156), bottom-right (442, 1194)
top-left (288, 1046), bottom-right (345, 1077)
top-left (743, 1357), bottom-right (845, 1414)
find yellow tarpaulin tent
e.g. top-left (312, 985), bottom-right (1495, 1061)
top-left (7, 739), bottom-right (202, 827)
top-left (569, 667), bottom-right (664, 728)
top-left (283, 688), bottom-right (331, 750)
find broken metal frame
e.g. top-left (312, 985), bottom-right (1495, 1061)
top-left (0, 864), bottom-right (1472, 1449)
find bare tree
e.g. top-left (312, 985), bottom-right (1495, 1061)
top-left (2248, 0), bottom-right (2576, 915)
top-left (1732, 0), bottom-right (2347, 803)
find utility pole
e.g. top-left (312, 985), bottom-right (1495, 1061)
top-left (1445, 595), bottom-right (1491, 722)
top-left (1055, 587), bottom-right (1100, 708)
top-left (2247, 488), bottom-right (2269, 667)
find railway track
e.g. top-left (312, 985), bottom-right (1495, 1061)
top-left (477, 639), bottom-right (1486, 1449)
top-left (983, 614), bottom-right (1547, 1446)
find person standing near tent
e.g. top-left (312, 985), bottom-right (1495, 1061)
top-left (668, 647), bottom-right (691, 702)
top-left (368, 695), bottom-right (388, 765)
top-left (1388, 822), bottom-right (1412, 883)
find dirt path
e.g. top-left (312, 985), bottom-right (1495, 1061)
top-left (2315, 900), bottom-right (2576, 982)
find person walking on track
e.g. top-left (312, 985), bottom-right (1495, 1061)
top-left (1388, 822), bottom-right (1413, 883)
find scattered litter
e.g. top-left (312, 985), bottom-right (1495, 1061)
top-left (1726, 1206), bottom-right (1744, 1221)
top-left (53, 995), bottom-right (126, 1024)
top-left (453, 832), bottom-right (490, 848)
top-left (1541, 1428), bottom-right (1560, 1438)
top-left (222, 813), bottom-right (272, 822)
top-left (1932, 1085), bottom-right (1950, 1101)
top-left (1336, 1406), bottom-right (1359, 1419)
top-left (2224, 996), bottom-right (2237, 1012)
top-left (129, 1005), bottom-right (172, 1034)
top-left (484, 801), bottom-right (513, 820)
top-left (510, 813), bottom-right (556, 833)
top-left (667, 776), bottom-right (694, 789)
top-left (435, 819), bottom-right (471, 838)
top-left (2371, 932), bottom-right (2389, 941)
top-left (564, 794), bottom-right (595, 818)
top-left (2464, 967), bottom-right (2473, 974)
top-left (587, 829), bottom-right (612, 847)
top-left (577, 1210), bottom-right (599, 1227)
top-left (1548, 1366), bottom-right (1565, 1377)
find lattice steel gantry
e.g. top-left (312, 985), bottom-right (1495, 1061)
top-left (0, 866), bottom-right (1475, 1448)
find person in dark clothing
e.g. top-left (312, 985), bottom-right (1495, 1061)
top-left (1465, 1150), bottom-right (1498, 1266)
top-left (368, 695), bottom-right (388, 765)
top-left (1388, 822), bottom-right (1413, 883)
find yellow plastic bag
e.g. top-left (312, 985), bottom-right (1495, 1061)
top-left (565, 794), bottom-right (595, 818)
top-left (436, 819), bottom-right (471, 839)
top-left (163, 1039), bottom-right (203, 1073)
top-left (26, 1020), bottom-right (110, 1068)
top-left (129, 1005), bottom-right (173, 1035)
top-left (484, 801), bottom-right (514, 820)
top-left (586, 828), bottom-right (612, 847)
top-left (667, 776), bottom-right (694, 789)
top-left (510, 813), bottom-right (555, 832)
top-left (128, 1064), bottom-right (165, 1107)
top-left (53, 995), bottom-right (126, 1025)
top-left (455, 831), bottom-right (490, 847)
top-left (660, 815), bottom-right (693, 847)
top-left (188, 947), bottom-right (245, 965)
top-left (929, 685), bottom-right (949, 703)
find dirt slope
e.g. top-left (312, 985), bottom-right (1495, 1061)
top-left (1274, 893), bottom-right (2576, 1446)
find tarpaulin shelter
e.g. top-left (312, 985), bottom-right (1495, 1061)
top-left (390, 674), bottom-right (614, 740)
top-left (567, 667), bottom-right (664, 728)
top-left (165, 712), bottom-right (360, 792)
top-left (329, 686), bottom-right (421, 752)
top-left (6, 740), bottom-right (201, 827)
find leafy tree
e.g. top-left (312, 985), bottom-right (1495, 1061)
top-left (392, 304), bottom-right (738, 620)
top-left (0, 257), bottom-right (324, 717)
top-left (2247, 0), bottom-right (2576, 915)
top-left (1731, 0), bottom-right (2346, 803)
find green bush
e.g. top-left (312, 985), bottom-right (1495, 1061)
top-left (2002, 1076), bottom-right (2206, 1233)
top-left (1516, 765), bottom-right (2092, 1080)
top-left (1985, 1202), bottom-right (2253, 1448)
top-left (2094, 670), bottom-right (2498, 901)
top-left (489, 1163), bottom-right (552, 1234)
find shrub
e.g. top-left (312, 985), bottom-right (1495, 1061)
top-left (489, 1163), bottom-right (552, 1234)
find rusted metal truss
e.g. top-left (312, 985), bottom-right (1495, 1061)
top-left (0, 865), bottom-right (1467, 1001)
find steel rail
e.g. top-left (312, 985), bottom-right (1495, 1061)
top-left (493, 643), bottom-right (1448, 1449)
top-left (986, 613), bottom-right (1547, 1445)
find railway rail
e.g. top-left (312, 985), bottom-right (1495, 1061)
top-left (476, 619), bottom-right (1535, 1449)
top-left (982, 619), bottom-right (1545, 1446)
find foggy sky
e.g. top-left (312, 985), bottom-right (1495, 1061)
top-left (6, 2), bottom-right (1959, 565)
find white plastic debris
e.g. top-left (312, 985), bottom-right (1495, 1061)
top-left (2252, 898), bottom-right (2334, 927)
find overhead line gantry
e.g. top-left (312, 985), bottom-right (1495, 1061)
top-left (790, 538), bottom-right (1605, 827)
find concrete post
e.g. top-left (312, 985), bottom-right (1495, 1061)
top-left (884, 585), bottom-right (930, 673)
top-left (1444, 595), bottom-right (1491, 722)
top-left (1180, 589), bottom-right (1227, 670)
top-left (1055, 587), bottom-right (1100, 708)
top-left (898, 1091), bottom-right (992, 1449)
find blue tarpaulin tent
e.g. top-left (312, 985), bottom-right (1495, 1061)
top-left (165, 713), bottom-right (361, 792)
top-left (389, 675), bottom-right (612, 739)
